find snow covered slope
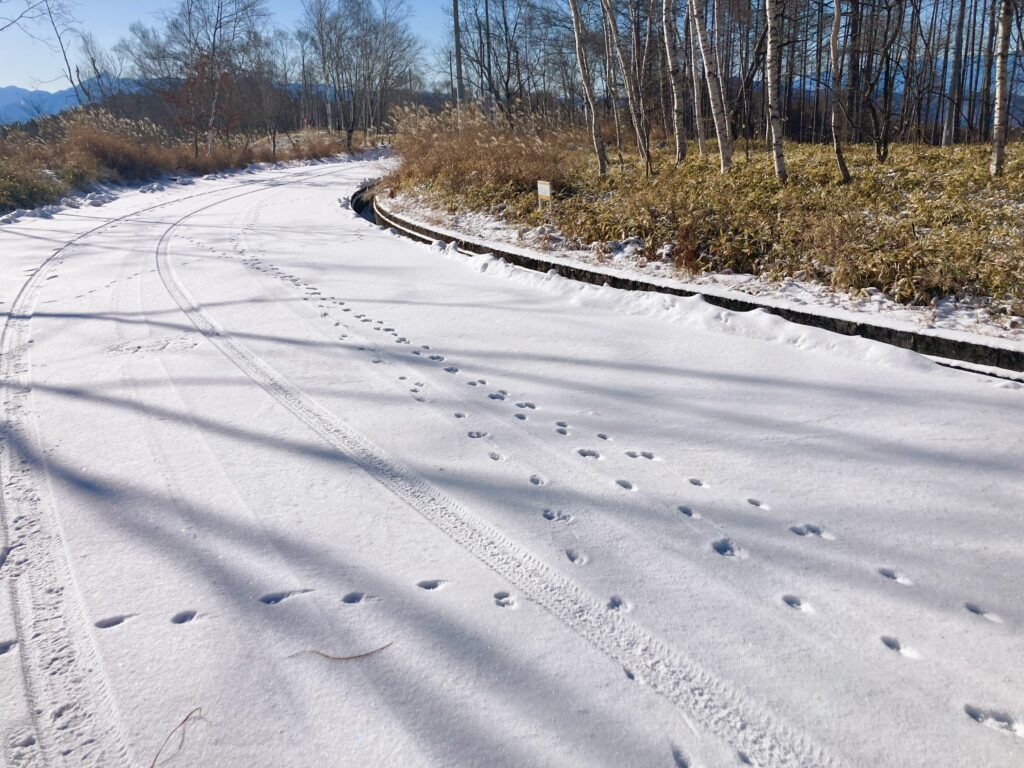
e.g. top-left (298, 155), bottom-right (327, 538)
top-left (0, 158), bottom-right (1021, 768)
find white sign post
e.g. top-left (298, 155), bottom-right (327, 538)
top-left (537, 180), bottom-right (552, 210)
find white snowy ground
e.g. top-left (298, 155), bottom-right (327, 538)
top-left (0, 156), bottom-right (1021, 768)
top-left (385, 192), bottom-right (1024, 348)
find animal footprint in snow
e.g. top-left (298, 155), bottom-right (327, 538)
top-left (607, 595), bottom-right (630, 612)
top-left (565, 548), bottom-right (588, 565)
top-left (625, 450), bottom-right (656, 460)
top-left (342, 591), bottom-right (372, 604)
top-left (467, 431), bottom-right (489, 439)
top-left (880, 635), bottom-right (920, 659)
top-left (596, 433), bottom-right (611, 441)
top-left (171, 610), bottom-right (197, 624)
top-left (529, 474), bottom-right (547, 486)
top-left (542, 508), bottom-right (573, 523)
top-left (454, 412), bottom-right (466, 419)
top-left (677, 505), bottom-right (701, 519)
top-left (428, 355), bottom-right (444, 361)
top-left (488, 452), bottom-right (504, 461)
top-left (515, 402), bottom-right (536, 409)
top-left (616, 479), bottom-right (635, 491)
top-left (577, 448), bottom-right (601, 459)
top-left (964, 602), bottom-right (1004, 623)
top-left (556, 426), bottom-right (569, 435)
top-left (782, 595), bottom-right (811, 612)
top-left (444, 366), bottom-right (459, 374)
top-left (688, 478), bottom-right (707, 487)
top-left (94, 615), bottom-right (134, 629)
top-left (259, 589), bottom-right (313, 605)
top-left (488, 392), bottom-right (506, 401)
top-left (746, 498), bottom-right (770, 511)
top-left (790, 524), bottom-right (835, 540)
top-left (0, 639), bottom-right (17, 655)
top-left (493, 591), bottom-right (516, 608)
top-left (964, 705), bottom-right (1022, 737)
top-left (878, 567), bottom-right (912, 585)
top-left (712, 538), bottom-right (747, 559)
top-left (416, 580), bottom-right (446, 591)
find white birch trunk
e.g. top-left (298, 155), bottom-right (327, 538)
top-left (688, 0), bottom-right (732, 171)
top-left (990, 0), bottom-right (1012, 176)
top-left (688, 13), bottom-right (707, 154)
top-left (662, 0), bottom-right (688, 163)
top-left (765, 0), bottom-right (787, 181)
top-left (567, 0), bottom-right (609, 175)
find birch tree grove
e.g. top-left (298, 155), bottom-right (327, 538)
top-left (441, 0), bottom-right (1021, 178)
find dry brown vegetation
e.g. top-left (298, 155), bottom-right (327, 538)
top-left (0, 109), bottom-right (350, 213)
top-left (389, 106), bottom-right (1024, 314)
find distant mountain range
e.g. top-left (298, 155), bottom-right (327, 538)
top-left (0, 76), bottom-right (137, 125)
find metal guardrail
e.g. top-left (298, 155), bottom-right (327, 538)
top-left (354, 187), bottom-right (1024, 374)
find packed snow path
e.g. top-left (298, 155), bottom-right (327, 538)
top-left (0, 158), bottom-right (1021, 768)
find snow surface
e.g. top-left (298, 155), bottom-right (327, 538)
top-left (385, 191), bottom-right (1024, 350)
top-left (1, 157), bottom-right (1022, 768)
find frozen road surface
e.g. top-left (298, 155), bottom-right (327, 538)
top-left (1, 157), bottom-right (1022, 767)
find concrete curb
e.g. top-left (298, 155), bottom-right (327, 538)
top-left (355, 188), bottom-right (1024, 373)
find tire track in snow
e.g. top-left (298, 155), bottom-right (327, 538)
top-left (156, 177), bottom-right (846, 768)
top-left (0, 162), bottom-right (350, 766)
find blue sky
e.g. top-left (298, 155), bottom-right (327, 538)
top-left (2, 0), bottom-right (447, 90)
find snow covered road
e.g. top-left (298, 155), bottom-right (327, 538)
top-left (1, 157), bottom-right (1022, 767)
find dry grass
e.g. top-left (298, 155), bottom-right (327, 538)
top-left (0, 109), bottom-right (350, 213)
top-left (389, 108), bottom-right (1024, 314)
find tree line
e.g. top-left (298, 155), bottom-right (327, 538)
top-left (4, 0), bottom-right (424, 157)
top-left (4, 0), bottom-right (1021, 177)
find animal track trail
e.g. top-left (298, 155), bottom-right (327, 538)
top-left (258, 589), bottom-right (313, 605)
top-left (964, 602), bottom-right (1004, 623)
top-left (494, 591), bottom-right (516, 608)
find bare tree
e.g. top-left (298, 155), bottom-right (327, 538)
top-left (830, 0), bottom-right (852, 182)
